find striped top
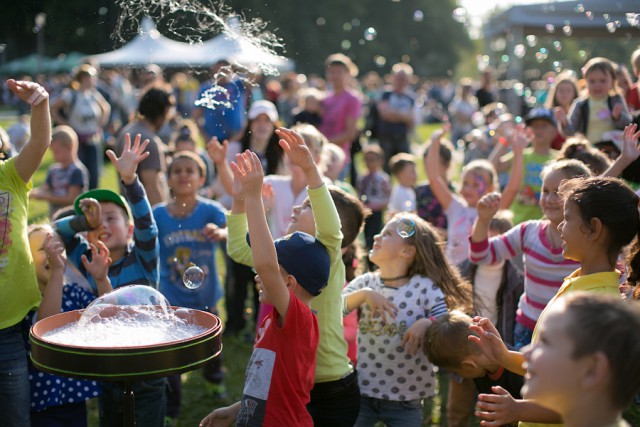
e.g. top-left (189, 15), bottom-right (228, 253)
top-left (468, 220), bottom-right (579, 330)
top-left (56, 177), bottom-right (159, 290)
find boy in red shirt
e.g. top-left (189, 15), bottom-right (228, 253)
top-left (200, 150), bottom-right (330, 427)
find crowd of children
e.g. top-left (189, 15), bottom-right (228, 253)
top-left (3, 44), bottom-right (640, 427)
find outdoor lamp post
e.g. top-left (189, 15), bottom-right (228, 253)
top-left (34, 12), bottom-right (46, 74)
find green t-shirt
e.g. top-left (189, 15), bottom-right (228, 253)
top-left (508, 148), bottom-right (556, 225)
top-left (0, 158), bottom-right (41, 329)
top-left (227, 184), bottom-right (352, 382)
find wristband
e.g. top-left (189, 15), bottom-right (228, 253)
top-left (498, 137), bottom-right (508, 146)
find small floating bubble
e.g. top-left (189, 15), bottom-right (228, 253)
top-left (603, 14), bottom-right (610, 22)
top-left (514, 44), bottom-right (526, 58)
top-left (545, 24), bottom-right (555, 33)
top-left (563, 25), bottom-right (572, 36)
top-left (526, 35), bottom-right (537, 47)
top-left (364, 27), bottom-right (377, 41)
top-left (606, 22), bottom-right (617, 33)
top-left (574, 4), bottom-right (584, 13)
top-left (413, 10), bottom-right (424, 22)
top-left (183, 265), bottom-right (205, 289)
top-left (586, 11), bottom-right (593, 20)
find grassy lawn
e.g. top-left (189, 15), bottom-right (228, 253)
top-left (15, 119), bottom-right (476, 426)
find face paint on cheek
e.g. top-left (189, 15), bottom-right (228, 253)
top-left (473, 173), bottom-right (487, 196)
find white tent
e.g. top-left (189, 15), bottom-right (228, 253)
top-left (198, 31), bottom-right (295, 72)
top-left (90, 17), bottom-right (294, 72)
top-left (90, 17), bottom-right (205, 67)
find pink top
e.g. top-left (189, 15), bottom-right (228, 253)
top-left (469, 220), bottom-right (580, 330)
top-left (319, 90), bottom-right (361, 158)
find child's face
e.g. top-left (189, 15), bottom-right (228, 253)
top-left (287, 199), bottom-right (315, 236)
top-left (397, 163), bottom-right (417, 188)
top-left (460, 170), bottom-right (492, 208)
top-left (29, 229), bottom-right (50, 290)
top-left (528, 120), bottom-right (557, 146)
top-left (369, 219), bottom-right (413, 265)
top-left (254, 266), bottom-right (290, 305)
top-left (168, 157), bottom-right (204, 195)
top-left (539, 170), bottom-right (565, 226)
top-left (586, 69), bottom-right (613, 100)
top-left (364, 153), bottom-right (383, 173)
top-left (557, 199), bottom-right (589, 262)
top-left (249, 114), bottom-right (275, 142)
top-left (554, 81), bottom-right (576, 108)
top-left (88, 202), bottom-right (132, 251)
top-left (522, 302), bottom-right (585, 414)
top-left (50, 140), bottom-right (72, 164)
top-left (326, 64), bottom-right (349, 88)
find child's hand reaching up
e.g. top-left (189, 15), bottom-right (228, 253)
top-left (106, 133), bottom-right (150, 185)
top-left (6, 79), bottom-right (48, 106)
top-left (81, 241), bottom-right (113, 295)
top-left (619, 123), bottom-right (640, 165)
top-left (276, 127), bottom-right (323, 189)
top-left (44, 233), bottom-right (66, 274)
top-left (231, 151), bottom-right (264, 200)
top-left (476, 192), bottom-right (501, 223)
top-left (206, 137), bottom-right (228, 165)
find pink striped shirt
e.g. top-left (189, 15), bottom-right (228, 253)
top-left (469, 220), bottom-right (579, 330)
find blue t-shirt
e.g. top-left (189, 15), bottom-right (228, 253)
top-left (197, 79), bottom-right (246, 141)
top-left (27, 283), bottom-right (101, 412)
top-left (153, 198), bottom-right (227, 311)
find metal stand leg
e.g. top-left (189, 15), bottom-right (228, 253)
top-left (123, 381), bottom-right (136, 427)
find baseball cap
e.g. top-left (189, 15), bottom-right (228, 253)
top-left (524, 108), bottom-right (557, 127)
top-left (74, 189), bottom-right (132, 220)
top-left (248, 100), bottom-right (279, 123)
top-left (247, 231), bottom-right (330, 296)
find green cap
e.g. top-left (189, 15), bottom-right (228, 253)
top-left (74, 189), bottom-right (132, 220)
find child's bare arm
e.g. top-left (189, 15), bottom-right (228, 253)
top-left (233, 150), bottom-right (290, 319)
top-left (603, 123), bottom-right (640, 178)
top-left (476, 387), bottom-right (562, 425)
top-left (499, 124), bottom-right (529, 209)
top-left (37, 233), bottom-right (66, 320)
top-left (199, 401), bottom-right (241, 427)
top-left (425, 124), bottom-right (453, 210)
top-left (9, 79), bottom-right (51, 183)
top-left (207, 137), bottom-right (234, 196)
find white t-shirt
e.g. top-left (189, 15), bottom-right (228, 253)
top-left (473, 262), bottom-right (504, 325)
top-left (388, 184), bottom-right (416, 212)
top-left (445, 196), bottom-right (477, 266)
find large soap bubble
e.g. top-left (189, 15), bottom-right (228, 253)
top-left (79, 285), bottom-right (172, 327)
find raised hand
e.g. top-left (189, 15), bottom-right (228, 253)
top-left (430, 122), bottom-right (451, 144)
top-left (554, 107), bottom-right (568, 125)
top-left (6, 79), bottom-right (48, 106)
top-left (509, 123), bottom-right (531, 154)
top-left (202, 223), bottom-right (226, 242)
top-left (468, 316), bottom-right (510, 368)
top-left (81, 241), bottom-right (112, 282)
top-left (276, 128), bottom-right (315, 171)
top-left (79, 198), bottom-right (102, 230)
top-left (106, 133), bottom-right (150, 184)
top-left (231, 150), bottom-right (264, 199)
top-left (43, 233), bottom-right (66, 273)
top-left (206, 137), bottom-right (228, 165)
top-left (619, 123), bottom-right (640, 164)
top-left (476, 192), bottom-right (502, 222)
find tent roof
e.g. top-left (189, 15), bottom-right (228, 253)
top-left (90, 17), bottom-right (205, 67)
top-left (485, 0), bottom-right (640, 39)
top-left (90, 17), bottom-right (294, 71)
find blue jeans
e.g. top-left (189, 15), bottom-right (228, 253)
top-left (78, 141), bottom-right (103, 190)
top-left (513, 322), bottom-right (534, 350)
top-left (100, 378), bottom-right (167, 427)
top-left (0, 321), bottom-right (31, 427)
top-left (355, 396), bottom-right (423, 427)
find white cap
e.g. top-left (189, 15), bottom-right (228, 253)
top-left (248, 100), bottom-right (279, 122)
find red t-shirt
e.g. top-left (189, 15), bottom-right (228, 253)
top-left (627, 84), bottom-right (640, 112)
top-left (236, 292), bottom-right (319, 427)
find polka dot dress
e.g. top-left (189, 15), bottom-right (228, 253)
top-left (343, 273), bottom-right (448, 401)
top-left (27, 284), bottom-right (101, 412)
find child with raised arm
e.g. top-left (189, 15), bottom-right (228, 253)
top-left (225, 128), bottom-right (363, 426)
top-left (470, 177), bottom-right (638, 427)
top-left (470, 159), bottom-right (591, 350)
top-left (53, 134), bottom-right (164, 426)
top-left (27, 223), bottom-right (112, 426)
top-left (200, 150), bottom-right (330, 427)
top-left (0, 79), bottom-right (50, 427)
top-left (522, 292), bottom-right (640, 427)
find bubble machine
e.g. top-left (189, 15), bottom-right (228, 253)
top-left (29, 285), bottom-right (222, 427)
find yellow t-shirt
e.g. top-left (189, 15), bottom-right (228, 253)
top-left (587, 97), bottom-right (615, 143)
top-left (520, 269), bottom-right (621, 427)
top-left (0, 158), bottom-right (41, 329)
